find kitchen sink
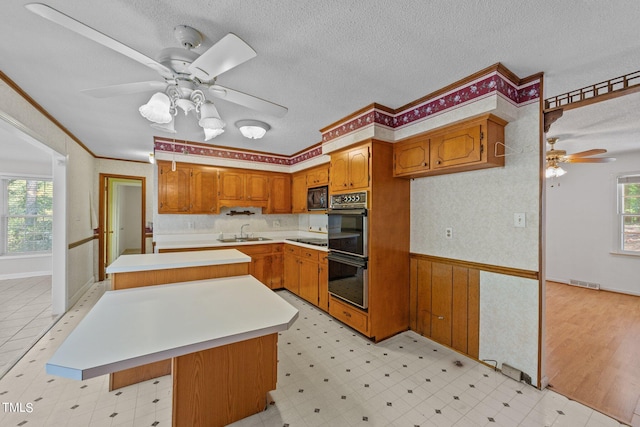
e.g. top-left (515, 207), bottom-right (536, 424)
top-left (217, 237), bottom-right (272, 243)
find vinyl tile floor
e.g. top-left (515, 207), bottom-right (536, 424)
top-left (0, 276), bottom-right (58, 379)
top-left (0, 281), bottom-right (627, 427)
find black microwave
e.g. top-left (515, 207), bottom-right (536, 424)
top-left (307, 186), bottom-right (328, 211)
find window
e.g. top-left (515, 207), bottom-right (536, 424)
top-left (618, 174), bottom-right (640, 253)
top-left (1, 178), bottom-right (53, 255)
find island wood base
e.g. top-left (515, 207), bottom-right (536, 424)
top-left (172, 333), bottom-right (278, 427)
top-left (109, 262), bottom-right (250, 391)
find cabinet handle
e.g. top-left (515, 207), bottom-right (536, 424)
top-left (437, 160), bottom-right (441, 165)
top-left (423, 162), bottom-right (428, 166)
top-left (343, 311), bottom-right (352, 318)
top-left (437, 316), bottom-right (444, 320)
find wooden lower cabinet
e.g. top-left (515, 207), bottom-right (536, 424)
top-left (283, 244), bottom-right (328, 310)
top-left (410, 255), bottom-right (479, 359)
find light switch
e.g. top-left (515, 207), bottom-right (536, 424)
top-left (514, 213), bottom-right (526, 228)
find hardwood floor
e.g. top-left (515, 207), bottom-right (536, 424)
top-left (546, 281), bottom-right (640, 425)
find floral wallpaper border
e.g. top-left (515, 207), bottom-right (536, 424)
top-left (321, 72), bottom-right (540, 143)
top-left (155, 71), bottom-right (540, 166)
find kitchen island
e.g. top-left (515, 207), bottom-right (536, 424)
top-left (47, 275), bottom-right (298, 427)
top-left (105, 249), bottom-right (251, 389)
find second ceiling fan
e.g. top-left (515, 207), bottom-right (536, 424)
top-left (545, 137), bottom-right (615, 177)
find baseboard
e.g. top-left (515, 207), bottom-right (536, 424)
top-left (546, 278), bottom-right (640, 297)
top-left (67, 276), bottom-right (95, 309)
top-left (0, 270), bottom-right (52, 280)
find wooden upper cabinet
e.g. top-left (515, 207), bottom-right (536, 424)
top-left (393, 113), bottom-right (507, 178)
top-left (431, 124), bottom-right (481, 169)
top-left (330, 145), bottom-right (370, 192)
top-left (291, 173), bottom-right (307, 213)
top-left (218, 170), bottom-right (245, 201)
top-left (306, 165), bottom-right (329, 187)
top-left (394, 137), bottom-right (430, 176)
top-left (158, 161), bottom-right (191, 214)
top-left (245, 173), bottom-right (269, 202)
top-left (158, 161), bottom-right (217, 214)
top-left (267, 173), bottom-right (291, 214)
top-left (218, 169), bottom-right (269, 208)
top-left (190, 165), bottom-right (218, 214)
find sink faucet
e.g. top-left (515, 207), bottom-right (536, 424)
top-left (240, 223), bottom-right (250, 239)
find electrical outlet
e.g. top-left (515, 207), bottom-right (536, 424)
top-left (514, 213), bottom-right (526, 228)
top-left (445, 227), bottom-right (453, 239)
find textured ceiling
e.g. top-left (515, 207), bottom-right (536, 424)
top-left (1, 0), bottom-right (640, 162)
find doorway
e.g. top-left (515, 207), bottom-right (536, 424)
top-left (98, 174), bottom-right (146, 281)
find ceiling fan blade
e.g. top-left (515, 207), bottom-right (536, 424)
top-left (188, 33), bottom-right (257, 81)
top-left (81, 81), bottom-right (168, 98)
top-left (25, 3), bottom-right (174, 79)
top-left (210, 85), bottom-right (288, 118)
top-left (564, 148), bottom-right (608, 159)
top-left (564, 157), bottom-right (616, 163)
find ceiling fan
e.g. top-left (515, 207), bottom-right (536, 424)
top-left (25, 3), bottom-right (288, 139)
top-left (545, 137), bottom-right (615, 178)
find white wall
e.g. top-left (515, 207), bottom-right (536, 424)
top-left (0, 77), bottom-right (96, 312)
top-left (546, 149), bottom-right (640, 295)
top-left (410, 102), bottom-right (542, 384)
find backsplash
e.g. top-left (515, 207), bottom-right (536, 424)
top-left (153, 207), bottom-right (327, 236)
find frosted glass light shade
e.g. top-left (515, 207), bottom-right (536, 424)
top-left (236, 120), bottom-right (270, 139)
top-left (545, 165), bottom-right (567, 178)
top-left (139, 92), bottom-right (172, 123)
top-left (150, 117), bottom-right (176, 134)
top-left (204, 127), bottom-right (225, 141)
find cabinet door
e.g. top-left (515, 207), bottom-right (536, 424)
top-left (270, 253), bottom-right (284, 289)
top-left (267, 174), bottom-right (291, 214)
top-left (291, 173), bottom-right (308, 213)
top-left (283, 253), bottom-right (300, 294)
top-left (190, 165), bottom-right (218, 214)
top-left (298, 258), bottom-right (319, 305)
top-left (348, 146), bottom-right (370, 189)
top-left (452, 267), bottom-right (469, 354)
top-left (251, 254), bottom-right (269, 287)
top-left (218, 170), bottom-right (245, 201)
top-left (307, 165), bottom-right (329, 186)
top-left (431, 124), bottom-right (482, 169)
top-left (414, 258), bottom-right (432, 337)
top-left (245, 173), bottom-right (269, 202)
top-left (430, 262), bottom-right (452, 346)
top-left (318, 254), bottom-right (328, 311)
top-left (158, 162), bottom-right (190, 213)
top-left (394, 138), bottom-right (430, 176)
top-left (330, 151), bottom-right (349, 192)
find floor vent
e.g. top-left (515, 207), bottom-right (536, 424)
top-left (569, 279), bottom-right (600, 290)
top-left (501, 363), bottom-right (522, 381)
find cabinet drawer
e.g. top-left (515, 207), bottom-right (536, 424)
top-left (273, 243), bottom-right (284, 253)
top-left (233, 244), bottom-right (273, 255)
top-left (329, 297), bottom-right (368, 334)
top-left (299, 248), bottom-right (319, 262)
top-left (284, 244), bottom-right (301, 256)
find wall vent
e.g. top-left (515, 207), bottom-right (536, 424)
top-left (569, 279), bottom-right (600, 290)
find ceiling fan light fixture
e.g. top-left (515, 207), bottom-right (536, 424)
top-left (150, 117), bottom-right (177, 134)
top-left (204, 127), bottom-right (225, 141)
top-left (545, 164), bottom-right (567, 178)
top-left (236, 120), bottom-right (270, 139)
top-left (175, 98), bottom-right (196, 115)
top-left (139, 92), bottom-right (172, 123)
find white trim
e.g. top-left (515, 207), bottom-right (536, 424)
top-left (67, 276), bottom-right (95, 310)
top-left (0, 270), bottom-right (51, 280)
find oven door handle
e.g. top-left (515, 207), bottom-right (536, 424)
top-left (327, 253), bottom-right (368, 268)
top-left (328, 208), bottom-right (367, 216)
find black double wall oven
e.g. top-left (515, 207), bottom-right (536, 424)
top-left (327, 191), bottom-right (368, 309)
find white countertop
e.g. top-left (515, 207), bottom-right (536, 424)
top-left (46, 275), bottom-right (298, 380)
top-left (154, 232), bottom-right (329, 252)
top-left (106, 249), bottom-right (251, 274)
